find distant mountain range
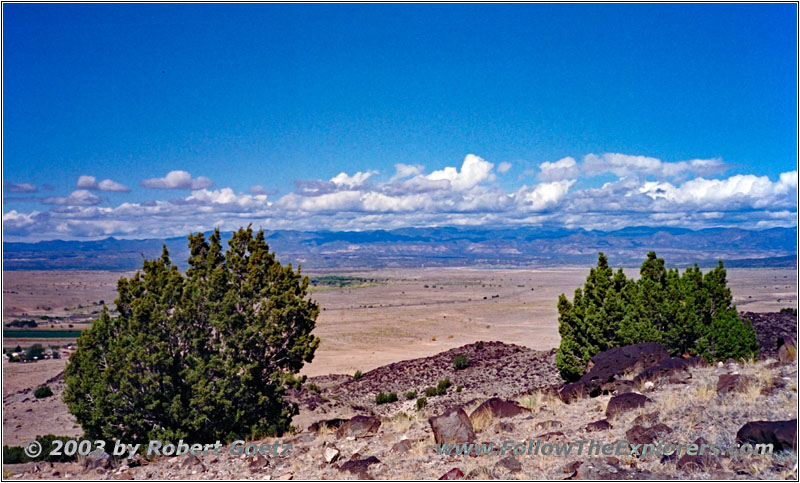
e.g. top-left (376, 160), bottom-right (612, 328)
top-left (2, 226), bottom-right (796, 270)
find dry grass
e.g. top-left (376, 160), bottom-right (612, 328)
top-left (387, 412), bottom-right (416, 433)
top-left (516, 388), bottom-right (562, 414)
top-left (692, 380), bottom-right (717, 403)
top-left (469, 409), bottom-right (494, 433)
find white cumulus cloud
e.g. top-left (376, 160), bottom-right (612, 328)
top-left (141, 170), bottom-right (213, 190)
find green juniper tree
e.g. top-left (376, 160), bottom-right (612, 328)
top-left (64, 226), bottom-right (320, 443)
top-left (556, 252), bottom-right (758, 382)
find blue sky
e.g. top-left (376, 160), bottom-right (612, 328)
top-left (3, 3), bottom-right (797, 240)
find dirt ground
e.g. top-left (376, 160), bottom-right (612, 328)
top-left (1, 267), bottom-right (796, 445)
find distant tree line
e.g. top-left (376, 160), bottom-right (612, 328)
top-left (556, 252), bottom-right (758, 382)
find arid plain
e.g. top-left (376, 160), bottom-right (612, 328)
top-left (2, 267), bottom-right (797, 445)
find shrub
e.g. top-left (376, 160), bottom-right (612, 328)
top-left (416, 397), bottom-right (427, 411)
top-left (424, 386), bottom-right (438, 397)
top-left (475, 341), bottom-right (484, 350)
top-left (353, 370), bottom-right (363, 380)
top-left (63, 227), bottom-right (321, 443)
top-left (780, 307), bottom-right (797, 316)
top-left (376, 392), bottom-right (398, 405)
top-left (437, 378), bottom-right (452, 393)
top-left (307, 383), bottom-right (321, 394)
top-left (456, 386), bottom-right (462, 392)
top-left (3, 435), bottom-right (75, 464)
top-left (556, 252), bottom-right (758, 381)
top-left (452, 354), bottom-right (470, 370)
top-left (34, 385), bottom-right (53, 399)
top-left (405, 391), bottom-right (417, 400)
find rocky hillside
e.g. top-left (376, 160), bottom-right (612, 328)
top-left (6, 333), bottom-right (797, 480)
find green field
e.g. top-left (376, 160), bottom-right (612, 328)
top-left (3, 330), bottom-right (83, 339)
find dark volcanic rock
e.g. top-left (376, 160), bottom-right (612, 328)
top-left (625, 424), bottom-right (672, 445)
top-left (309, 418), bottom-right (348, 432)
top-left (438, 468), bottom-right (465, 480)
top-left (736, 420), bottom-right (797, 452)
top-left (336, 415), bottom-right (381, 439)
top-left (560, 343), bottom-right (669, 402)
top-left (495, 456), bottom-right (522, 472)
top-left (633, 357), bottom-right (704, 385)
top-left (716, 374), bottom-right (755, 396)
top-left (81, 450), bottom-right (111, 471)
top-left (606, 393), bottom-right (652, 419)
top-left (586, 419), bottom-right (613, 432)
top-left (339, 456), bottom-right (380, 478)
top-left (469, 398), bottom-right (529, 420)
top-left (742, 312), bottom-right (797, 359)
top-left (390, 440), bottom-right (413, 453)
top-left (676, 437), bottom-right (719, 472)
top-left (429, 407), bottom-right (476, 445)
top-left (321, 342), bottom-right (560, 416)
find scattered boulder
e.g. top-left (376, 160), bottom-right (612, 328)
top-left (336, 415), bottom-right (381, 439)
top-left (676, 437), bottom-right (719, 472)
top-left (495, 456), bottom-right (522, 472)
top-left (625, 424), bottom-right (672, 446)
top-left (309, 418), bottom-right (348, 432)
top-left (716, 374), bottom-right (755, 395)
top-left (742, 312), bottom-right (796, 359)
top-left (606, 393), bottom-right (651, 419)
top-left (429, 407), bottom-right (476, 445)
top-left (390, 440), bottom-right (413, 454)
top-left (438, 467), bottom-right (465, 480)
top-left (81, 450), bottom-right (111, 471)
top-left (339, 456), bottom-right (380, 478)
top-left (560, 343), bottom-right (669, 402)
top-left (323, 444), bottom-right (340, 464)
top-left (736, 420), bottom-right (797, 452)
top-left (633, 357), bottom-right (703, 385)
top-left (536, 431), bottom-right (565, 442)
top-left (558, 382), bottom-right (587, 403)
top-left (586, 419), bottom-right (613, 432)
top-left (534, 420), bottom-right (563, 431)
top-left (247, 454), bottom-right (268, 470)
top-left (599, 380), bottom-right (636, 396)
top-left (181, 455), bottom-right (202, 470)
top-left (468, 398), bottom-right (529, 420)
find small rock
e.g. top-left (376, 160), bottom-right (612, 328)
top-left (81, 449), bottom-right (111, 471)
top-left (533, 420), bottom-right (563, 431)
top-left (390, 439), bottom-right (413, 453)
top-left (605, 393), bottom-right (651, 419)
top-left (323, 445), bottom-right (340, 464)
top-left (181, 454), bottom-right (202, 470)
top-left (495, 456), bottom-right (521, 472)
top-left (438, 467), bottom-right (465, 480)
top-left (586, 419), bottom-right (613, 432)
top-left (626, 424), bottom-right (672, 446)
top-left (717, 374), bottom-right (755, 395)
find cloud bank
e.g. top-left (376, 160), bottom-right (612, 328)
top-left (3, 153), bottom-right (797, 240)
